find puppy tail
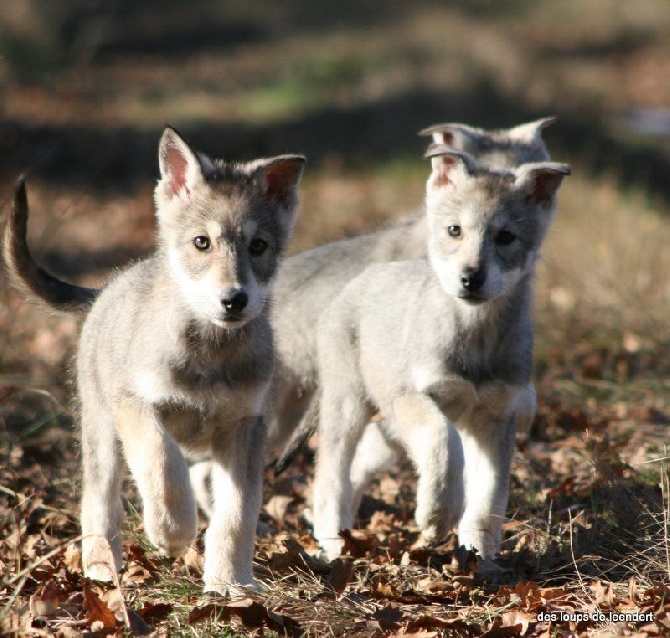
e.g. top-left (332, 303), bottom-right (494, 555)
top-left (274, 389), bottom-right (321, 476)
top-left (3, 177), bottom-right (99, 313)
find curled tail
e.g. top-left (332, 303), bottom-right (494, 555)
top-left (3, 177), bottom-right (99, 313)
top-left (274, 388), bottom-right (321, 476)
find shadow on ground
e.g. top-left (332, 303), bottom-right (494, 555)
top-left (2, 79), bottom-right (668, 201)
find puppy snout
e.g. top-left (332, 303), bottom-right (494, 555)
top-left (460, 267), bottom-right (486, 292)
top-left (221, 289), bottom-right (248, 314)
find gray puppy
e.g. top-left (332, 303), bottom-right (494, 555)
top-left (309, 146), bottom-right (569, 562)
top-left (3, 128), bottom-right (305, 595)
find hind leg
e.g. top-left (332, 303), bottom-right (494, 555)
top-left (266, 373), bottom-right (312, 452)
top-left (80, 403), bottom-right (125, 581)
top-left (189, 460), bottom-right (271, 540)
top-left (115, 401), bottom-right (197, 558)
top-left (312, 387), bottom-right (371, 560)
top-left (311, 305), bottom-right (375, 560)
top-left (190, 462), bottom-right (214, 518)
top-left (513, 382), bottom-right (537, 442)
top-left (311, 318), bottom-right (375, 562)
top-left (349, 420), bottom-right (402, 519)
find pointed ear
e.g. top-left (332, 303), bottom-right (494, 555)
top-left (158, 127), bottom-right (215, 200)
top-left (508, 116), bottom-right (557, 143)
top-left (419, 123), bottom-right (478, 150)
top-left (516, 162), bottom-right (570, 203)
top-left (255, 155), bottom-right (305, 207)
top-left (424, 144), bottom-right (478, 187)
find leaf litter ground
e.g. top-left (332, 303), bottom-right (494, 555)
top-left (1, 361), bottom-right (669, 637)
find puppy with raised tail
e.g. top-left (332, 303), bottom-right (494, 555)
top-left (3, 128), bottom-right (305, 595)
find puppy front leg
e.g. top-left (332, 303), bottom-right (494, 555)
top-left (392, 393), bottom-right (464, 542)
top-left (203, 417), bottom-right (265, 596)
top-left (115, 401), bottom-right (197, 558)
top-left (458, 412), bottom-right (515, 558)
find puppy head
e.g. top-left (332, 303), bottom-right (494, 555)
top-left (419, 116), bottom-right (556, 169)
top-left (155, 127), bottom-right (305, 329)
top-left (424, 144), bottom-right (569, 303)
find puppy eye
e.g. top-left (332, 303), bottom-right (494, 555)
top-left (494, 230), bottom-right (516, 246)
top-left (193, 236), bottom-right (211, 251)
top-left (249, 238), bottom-right (268, 256)
top-left (447, 225), bottom-right (462, 238)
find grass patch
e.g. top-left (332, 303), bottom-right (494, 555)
top-left (237, 54), bottom-right (366, 121)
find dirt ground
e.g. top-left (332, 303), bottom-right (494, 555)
top-left (1, 2), bottom-right (669, 636)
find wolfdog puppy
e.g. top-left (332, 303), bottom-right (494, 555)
top-left (309, 146), bottom-right (569, 562)
top-left (3, 128), bottom-right (304, 595)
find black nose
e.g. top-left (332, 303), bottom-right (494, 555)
top-left (221, 290), bottom-right (248, 313)
top-left (460, 267), bottom-right (486, 292)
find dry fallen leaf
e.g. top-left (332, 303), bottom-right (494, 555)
top-left (102, 587), bottom-right (126, 620)
top-left (418, 578), bottom-right (453, 594)
top-left (188, 602), bottom-right (222, 625)
top-left (29, 581), bottom-right (60, 618)
top-left (62, 543), bottom-right (81, 574)
top-left (371, 605), bottom-right (404, 631)
top-left (188, 598), bottom-right (301, 636)
top-left (122, 561), bottom-right (152, 586)
top-left (267, 537), bottom-right (331, 574)
top-left (137, 601), bottom-right (173, 624)
top-left (590, 579), bottom-right (615, 607)
top-left (189, 598), bottom-right (265, 627)
top-left (450, 544), bottom-right (479, 575)
top-left (224, 597), bottom-right (266, 628)
top-left (501, 611), bottom-right (534, 635)
top-left (628, 576), bottom-right (639, 604)
top-left (82, 536), bottom-right (117, 582)
top-left (481, 622), bottom-right (522, 638)
top-left (327, 557), bottom-right (355, 594)
top-left (82, 582), bottom-right (117, 629)
top-left (127, 608), bottom-right (152, 635)
top-left (405, 614), bottom-right (477, 634)
top-left (340, 528), bottom-right (376, 557)
top-left (183, 545), bottom-right (205, 572)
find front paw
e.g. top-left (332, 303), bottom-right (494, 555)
top-left (316, 537), bottom-right (344, 563)
top-left (416, 503), bottom-right (460, 543)
top-left (203, 578), bottom-right (265, 598)
top-left (82, 536), bottom-right (121, 582)
top-left (144, 510), bottom-right (197, 557)
top-left (418, 515), bottom-right (444, 544)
